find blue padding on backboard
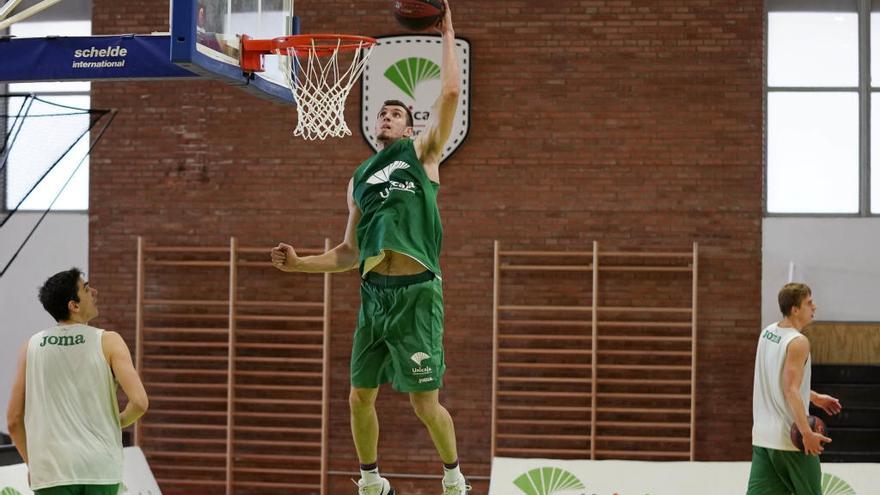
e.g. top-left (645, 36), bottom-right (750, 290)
top-left (185, 49), bottom-right (294, 103)
top-left (0, 35), bottom-right (199, 81)
top-left (0, 29), bottom-right (294, 103)
top-left (169, 0), bottom-right (196, 65)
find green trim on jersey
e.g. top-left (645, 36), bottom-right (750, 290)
top-left (35, 484), bottom-right (121, 495)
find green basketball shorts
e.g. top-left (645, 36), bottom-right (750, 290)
top-left (746, 445), bottom-right (822, 495)
top-left (34, 484), bottom-right (121, 495)
top-left (350, 271), bottom-right (446, 393)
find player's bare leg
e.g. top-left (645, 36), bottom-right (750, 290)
top-left (410, 390), bottom-right (470, 494)
top-left (350, 387), bottom-right (394, 495)
top-left (410, 390), bottom-right (458, 463)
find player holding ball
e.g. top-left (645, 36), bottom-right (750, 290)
top-left (747, 283), bottom-right (842, 495)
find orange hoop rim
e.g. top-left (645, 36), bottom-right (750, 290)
top-left (239, 33), bottom-right (375, 74)
top-left (270, 34), bottom-right (377, 56)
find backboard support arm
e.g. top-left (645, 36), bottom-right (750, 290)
top-left (0, 0), bottom-right (64, 30)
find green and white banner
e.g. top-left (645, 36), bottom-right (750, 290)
top-left (0, 447), bottom-right (160, 495)
top-left (360, 35), bottom-right (471, 164)
top-left (490, 457), bottom-right (877, 495)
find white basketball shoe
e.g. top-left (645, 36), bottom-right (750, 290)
top-left (356, 476), bottom-right (394, 495)
top-left (442, 476), bottom-right (472, 495)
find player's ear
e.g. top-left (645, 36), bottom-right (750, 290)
top-left (404, 126), bottom-right (414, 138)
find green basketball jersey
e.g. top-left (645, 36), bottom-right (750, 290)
top-left (352, 138), bottom-right (442, 277)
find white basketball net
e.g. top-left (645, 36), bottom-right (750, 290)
top-left (281, 39), bottom-right (374, 140)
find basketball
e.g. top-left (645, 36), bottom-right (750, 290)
top-left (790, 415), bottom-right (827, 452)
top-left (393, 0), bottom-right (445, 31)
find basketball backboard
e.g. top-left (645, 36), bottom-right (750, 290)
top-left (170, 0), bottom-right (296, 102)
top-left (0, 0), bottom-right (377, 112)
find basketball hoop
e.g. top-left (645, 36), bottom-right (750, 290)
top-left (241, 34), bottom-right (376, 140)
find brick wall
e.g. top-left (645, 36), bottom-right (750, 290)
top-left (90, 0), bottom-right (764, 493)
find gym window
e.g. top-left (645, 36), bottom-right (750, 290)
top-left (766, 0), bottom-right (878, 215)
top-left (4, 20), bottom-right (92, 212)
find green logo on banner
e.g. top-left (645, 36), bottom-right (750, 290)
top-left (513, 467), bottom-right (586, 495)
top-left (822, 473), bottom-right (856, 495)
top-left (383, 57), bottom-right (441, 99)
top-left (1, 487), bottom-right (23, 495)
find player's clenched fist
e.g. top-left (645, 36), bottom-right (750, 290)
top-left (270, 243), bottom-right (299, 272)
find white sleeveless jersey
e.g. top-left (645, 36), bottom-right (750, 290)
top-left (751, 322), bottom-right (811, 451)
top-left (25, 324), bottom-right (123, 489)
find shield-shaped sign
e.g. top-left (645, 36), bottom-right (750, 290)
top-left (361, 35), bottom-right (471, 164)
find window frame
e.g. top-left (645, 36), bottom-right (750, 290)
top-left (765, 0), bottom-right (875, 216)
top-left (3, 19), bottom-right (92, 213)
top-left (3, 89), bottom-right (92, 213)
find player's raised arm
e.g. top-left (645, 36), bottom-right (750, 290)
top-left (415, 0), bottom-right (460, 167)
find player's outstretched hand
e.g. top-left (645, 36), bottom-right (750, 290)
top-left (271, 242), bottom-right (299, 272)
top-left (435, 0), bottom-right (453, 34)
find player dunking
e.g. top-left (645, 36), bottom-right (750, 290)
top-left (270, 1), bottom-right (468, 494)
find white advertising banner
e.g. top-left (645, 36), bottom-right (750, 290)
top-left (0, 447), bottom-right (161, 495)
top-left (360, 35), bottom-right (471, 164)
top-left (489, 457), bottom-right (878, 495)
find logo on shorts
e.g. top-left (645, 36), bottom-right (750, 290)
top-left (411, 352), bottom-right (430, 366)
top-left (411, 352), bottom-right (432, 376)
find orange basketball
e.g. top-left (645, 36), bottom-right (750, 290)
top-left (393, 0), bottom-right (445, 31)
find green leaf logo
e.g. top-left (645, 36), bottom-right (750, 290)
top-left (1, 487), bottom-right (23, 495)
top-left (822, 473), bottom-right (856, 495)
top-left (513, 467), bottom-right (586, 495)
top-left (384, 57), bottom-right (441, 99)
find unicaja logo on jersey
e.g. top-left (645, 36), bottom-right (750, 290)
top-left (513, 467), bottom-right (586, 495)
top-left (367, 160), bottom-right (410, 184)
top-left (367, 160), bottom-right (417, 199)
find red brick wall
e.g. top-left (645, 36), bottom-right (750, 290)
top-left (90, 0), bottom-right (764, 493)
